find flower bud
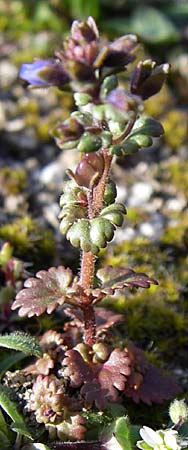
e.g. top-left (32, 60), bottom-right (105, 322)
top-left (19, 60), bottom-right (70, 88)
top-left (169, 399), bottom-right (188, 425)
top-left (131, 59), bottom-right (170, 100)
top-left (92, 342), bottom-right (109, 362)
top-left (74, 152), bottom-right (104, 188)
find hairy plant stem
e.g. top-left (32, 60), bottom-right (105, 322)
top-left (80, 148), bottom-right (113, 346)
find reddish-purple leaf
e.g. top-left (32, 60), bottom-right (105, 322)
top-left (124, 344), bottom-right (179, 404)
top-left (95, 266), bottom-right (158, 295)
top-left (64, 307), bottom-right (124, 337)
top-left (12, 266), bottom-right (78, 317)
top-left (98, 348), bottom-right (131, 400)
top-left (63, 349), bottom-right (93, 387)
top-left (63, 347), bottom-right (131, 410)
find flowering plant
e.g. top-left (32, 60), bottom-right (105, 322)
top-left (0, 16), bottom-right (180, 450)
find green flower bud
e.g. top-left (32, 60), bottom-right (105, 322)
top-left (92, 342), bottom-right (109, 363)
top-left (75, 343), bottom-right (91, 362)
top-left (169, 399), bottom-right (188, 425)
top-left (77, 132), bottom-right (102, 153)
top-left (74, 93), bottom-right (92, 106)
top-left (104, 180), bottom-right (117, 205)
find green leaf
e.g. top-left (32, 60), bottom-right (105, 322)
top-left (63, 0), bottom-right (100, 20)
top-left (0, 430), bottom-right (11, 450)
top-left (11, 421), bottom-right (33, 440)
top-left (100, 203), bottom-right (126, 227)
top-left (130, 7), bottom-right (179, 44)
top-left (0, 408), bottom-right (9, 438)
top-left (0, 352), bottom-right (26, 380)
top-left (0, 384), bottom-right (30, 434)
top-left (110, 117), bottom-right (164, 157)
top-left (130, 425), bottom-right (141, 447)
top-left (131, 117), bottom-right (164, 138)
top-left (0, 332), bottom-right (42, 357)
top-left (115, 417), bottom-right (132, 450)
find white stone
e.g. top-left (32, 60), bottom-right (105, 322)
top-left (166, 197), bottom-right (186, 212)
top-left (0, 60), bottom-right (18, 87)
top-left (128, 182), bottom-right (153, 206)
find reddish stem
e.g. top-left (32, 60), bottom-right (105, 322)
top-left (112, 112), bottom-right (137, 145)
top-left (79, 148), bottom-right (113, 345)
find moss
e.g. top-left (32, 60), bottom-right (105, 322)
top-left (101, 233), bottom-right (188, 366)
top-left (162, 110), bottom-right (188, 149)
top-left (0, 216), bottom-right (55, 270)
top-left (163, 159), bottom-right (188, 194)
top-left (145, 85), bottom-right (173, 118)
top-left (0, 166), bottom-right (27, 195)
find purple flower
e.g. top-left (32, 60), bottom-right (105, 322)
top-left (106, 88), bottom-right (140, 112)
top-left (19, 59), bottom-right (70, 87)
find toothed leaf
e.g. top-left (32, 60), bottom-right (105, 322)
top-left (12, 266), bottom-right (77, 317)
top-left (96, 266), bottom-right (158, 292)
top-left (63, 348), bottom-right (130, 410)
top-left (100, 203), bottom-right (126, 226)
top-left (110, 117), bottom-right (163, 156)
top-left (125, 344), bottom-right (179, 404)
top-left (67, 217), bottom-right (116, 255)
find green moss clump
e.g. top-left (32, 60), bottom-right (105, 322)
top-left (0, 166), bottom-right (27, 195)
top-left (0, 216), bottom-right (55, 270)
top-left (145, 85), bottom-right (173, 118)
top-left (164, 159), bottom-right (188, 195)
top-left (162, 110), bottom-right (188, 150)
top-left (101, 233), bottom-right (188, 366)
